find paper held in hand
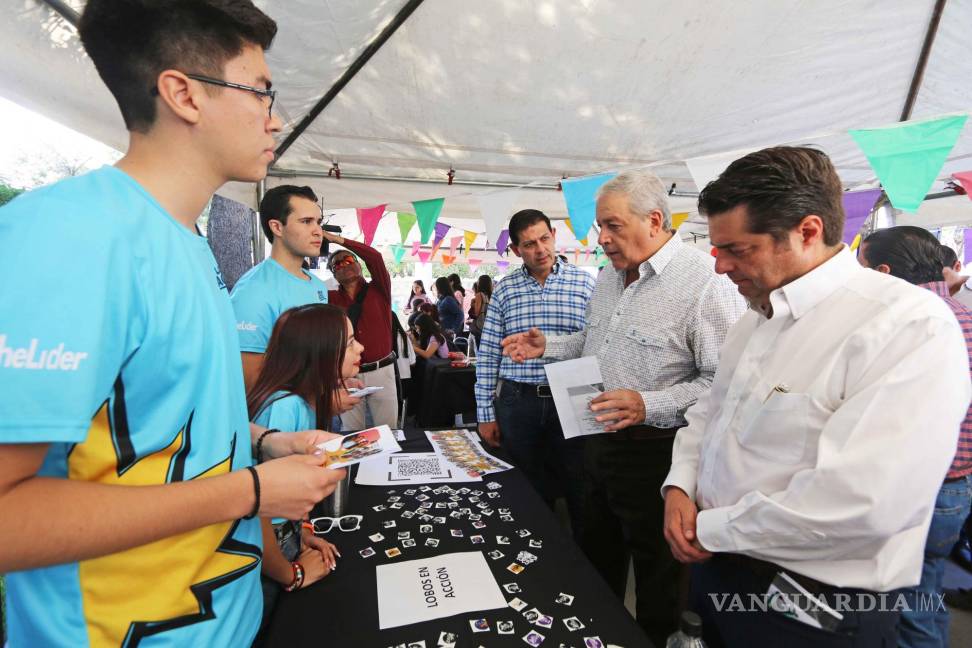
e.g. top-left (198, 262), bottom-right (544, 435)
top-left (347, 385), bottom-right (384, 397)
top-left (544, 356), bottom-right (612, 439)
top-left (376, 551), bottom-right (507, 629)
top-left (316, 424), bottom-right (402, 468)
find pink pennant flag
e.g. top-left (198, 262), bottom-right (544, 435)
top-left (496, 260), bottom-right (510, 271)
top-left (411, 241), bottom-right (421, 256)
top-left (573, 248), bottom-right (580, 265)
top-left (417, 251), bottom-right (431, 264)
top-left (449, 235), bottom-right (463, 257)
top-left (954, 171), bottom-right (972, 200)
top-left (355, 204), bottom-right (387, 246)
top-left (585, 248), bottom-right (592, 263)
top-left (468, 257), bottom-right (482, 269)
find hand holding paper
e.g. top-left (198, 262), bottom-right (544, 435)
top-left (316, 425), bottom-right (401, 468)
top-left (590, 388), bottom-right (645, 431)
top-left (500, 327), bottom-right (546, 363)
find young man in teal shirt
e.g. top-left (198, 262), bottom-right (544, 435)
top-left (0, 2), bottom-right (344, 646)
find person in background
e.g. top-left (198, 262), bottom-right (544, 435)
top-left (407, 297), bottom-right (427, 328)
top-left (859, 226), bottom-right (972, 648)
top-left (326, 231), bottom-right (397, 429)
top-left (435, 276), bottom-right (464, 334)
top-left (662, 147), bottom-right (969, 647)
top-left (246, 304), bottom-right (362, 643)
top-left (449, 272), bottom-right (466, 303)
top-left (410, 313), bottom-right (450, 360)
top-left (468, 274), bottom-right (493, 343)
top-left (404, 280), bottom-right (431, 314)
top-left (941, 244), bottom-right (972, 310)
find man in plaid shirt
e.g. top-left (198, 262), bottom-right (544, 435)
top-left (475, 209), bottom-right (596, 536)
top-left (860, 226), bottom-right (972, 647)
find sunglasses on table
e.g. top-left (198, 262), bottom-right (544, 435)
top-left (303, 514), bottom-right (363, 534)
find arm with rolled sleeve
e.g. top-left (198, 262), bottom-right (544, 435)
top-left (340, 238), bottom-right (391, 300)
top-left (475, 289), bottom-right (506, 423)
top-left (695, 315), bottom-right (970, 562)
top-left (639, 276), bottom-right (746, 427)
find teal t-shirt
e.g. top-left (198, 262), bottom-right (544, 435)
top-left (253, 391), bottom-right (316, 525)
top-left (0, 166), bottom-right (262, 647)
top-left (230, 258), bottom-right (328, 353)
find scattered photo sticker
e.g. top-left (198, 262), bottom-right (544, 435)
top-left (487, 550), bottom-right (505, 560)
top-left (383, 520), bottom-right (397, 529)
top-left (523, 608), bottom-right (541, 623)
top-left (507, 563), bottom-right (525, 575)
top-left (582, 637), bottom-right (604, 648)
top-left (469, 618), bottom-right (490, 633)
top-left (397, 531), bottom-right (411, 540)
top-left (508, 597), bottom-right (528, 611)
top-left (502, 582), bottom-right (522, 594)
top-left (437, 631), bottom-right (458, 644)
top-left (420, 524), bottom-right (433, 534)
top-left (523, 629), bottom-right (545, 646)
top-left (555, 593), bottom-right (575, 606)
top-left (425, 538), bottom-right (440, 548)
top-left (497, 620), bottom-right (515, 634)
top-left (402, 538), bottom-right (416, 548)
top-left (536, 615), bottom-right (553, 629)
top-left (385, 547), bottom-right (402, 558)
top-left (497, 535), bottom-right (511, 545)
top-left (450, 529), bottom-right (464, 537)
top-left (359, 547), bottom-right (376, 558)
top-left (563, 616), bottom-right (585, 631)
top-left (470, 535), bottom-right (485, 544)
top-left (529, 539), bottom-right (542, 549)
top-left (369, 533), bottom-right (385, 542)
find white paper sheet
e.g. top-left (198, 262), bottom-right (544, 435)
top-left (544, 356), bottom-right (611, 439)
top-left (376, 551), bottom-right (507, 629)
top-left (347, 385), bottom-right (384, 397)
top-left (354, 452), bottom-right (482, 485)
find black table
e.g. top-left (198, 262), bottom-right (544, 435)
top-left (266, 429), bottom-right (652, 648)
top-left (417, 358), bottom-right (477, 428)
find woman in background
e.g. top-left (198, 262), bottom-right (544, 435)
top-left (435, 276), bottom-right (464, 333)
top-left (468, 274), bottom-right (493, 342)
top-left (405, 280), bottom-right (431, 314)
top-left (410, 312), bottom-right (450, 360)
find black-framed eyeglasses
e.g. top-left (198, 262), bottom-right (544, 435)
top-left (150, 73), bottom-right (276, 117)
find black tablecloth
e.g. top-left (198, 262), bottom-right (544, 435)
top-left (265, 429), bottom-right (652, 648)
top-left (417, 358), bottom-right (477, 427)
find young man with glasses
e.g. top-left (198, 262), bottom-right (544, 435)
top-left (325, 232), bottom-right (398, 429)
top-left (0, 2), bottom-right (346, 646)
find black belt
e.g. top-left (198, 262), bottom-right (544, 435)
top-left (606, 424), bottom-right (680, 441)
top-left (358, 352), bottom-right (396, 373)
top-left (944, 474), bottom-right (971, 483)
top-left (719, 553), bottom-right (832, 598)
top-left (503, 381), bottom-right (552, 398)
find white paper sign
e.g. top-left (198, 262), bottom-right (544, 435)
top-left (355, 452), bottom-right (482, 485)
top-left (545, 356), bottom-right (611, 438)
top-left (376, 551), bottom-right (507, 629)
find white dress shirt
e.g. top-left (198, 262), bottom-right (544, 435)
top-left (663, 247), bottom-right (971, 591)
top-left (545, 234), bottom-right (746, 428)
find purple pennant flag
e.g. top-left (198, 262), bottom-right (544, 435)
top-left (964, 229), bottom-right (972, 265)
top-left (495, 229), bottom-right (510, 256)
top-left (496, 259), bottom-right (510, 272)
top-left (841, 189), bottom-right (883, 245)
top-left (433, 222), bottom-right (451, 249)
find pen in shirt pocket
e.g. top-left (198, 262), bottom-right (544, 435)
top-left (763, 383), bottom-right (790, 403)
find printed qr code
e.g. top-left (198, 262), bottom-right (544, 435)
top-left (396, 458), bottom-right (441, 477)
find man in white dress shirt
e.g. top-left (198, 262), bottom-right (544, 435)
top-left (662, 146), bottom-right (971, 646)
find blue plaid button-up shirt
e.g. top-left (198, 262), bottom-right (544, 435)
top-left (475, 261), bottom-right (596, 422)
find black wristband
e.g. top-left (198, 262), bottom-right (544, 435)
top-left (243, 466), bottom-right (260, 519)
top-left (255, 428), bottom-right (279, 463)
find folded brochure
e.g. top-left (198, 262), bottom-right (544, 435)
top-left (316, 424), bottom-right (402, 468)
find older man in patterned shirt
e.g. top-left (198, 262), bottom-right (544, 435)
top-left (503, 169), bottom-right (745, 644)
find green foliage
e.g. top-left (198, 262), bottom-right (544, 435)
top-left (0, 183), bottom-right (25, 207)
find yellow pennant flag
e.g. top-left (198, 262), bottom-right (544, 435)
top-left (464, 230), bottom-right (478, 257)
top-left (850, 233), bottom-right (862, 250)
top-left (565, 218), bottom-right (589, 246)
top-left (672, 212), bottom-right (689, 230)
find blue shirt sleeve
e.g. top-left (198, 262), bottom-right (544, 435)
top-left (0, 190), bottom-right (144, 442)
top-left (253, 394), bottom-right (315, 432)
top-left (230, 280), bottom-right (275, 353)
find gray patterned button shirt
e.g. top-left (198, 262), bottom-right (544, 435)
top-left (544, 234), bottom-right (746, 428)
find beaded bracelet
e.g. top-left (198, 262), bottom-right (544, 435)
top-left (284, 561), bottom-right (305, 592)
top-left (255, 428), bottom-right (280, 463)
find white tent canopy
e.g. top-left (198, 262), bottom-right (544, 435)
top-left (4, 0), bottom-right (972, 252)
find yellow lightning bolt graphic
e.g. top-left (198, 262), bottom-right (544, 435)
top-left (69, 402), bottom-right (259, 647)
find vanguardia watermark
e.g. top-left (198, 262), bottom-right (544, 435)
top-left (709, 592), bottom-right (946, 613)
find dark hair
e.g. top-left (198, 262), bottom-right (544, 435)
top-left (448, 273), bottom-right (465, 297)
top-left (79, 0), bottom-right (277, 133)
top-left (940, 244), bottom-right (960, 269)
top-left (508, 209), bottom-right (552, 246)
top-left (476, 274), bottom-right (493, 298)
top-left (419, 302), bottom-right (440, 324)
top-left (259, 185), bottom-right (318, 243)
top-left (410, 296), bottom-right (426, 310)
top-left (434, 277), bottom-right (454, 300)
top-left (861, 226), bottom-right (945, 285)
top-left (414, 313), bottom-right (445, 349)
top-left (412, 279), bottom-right (426, 295)
top-left (246, 304), bottom-right (348, 431)
top-left (698, 146), bottom-right (845, 247)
